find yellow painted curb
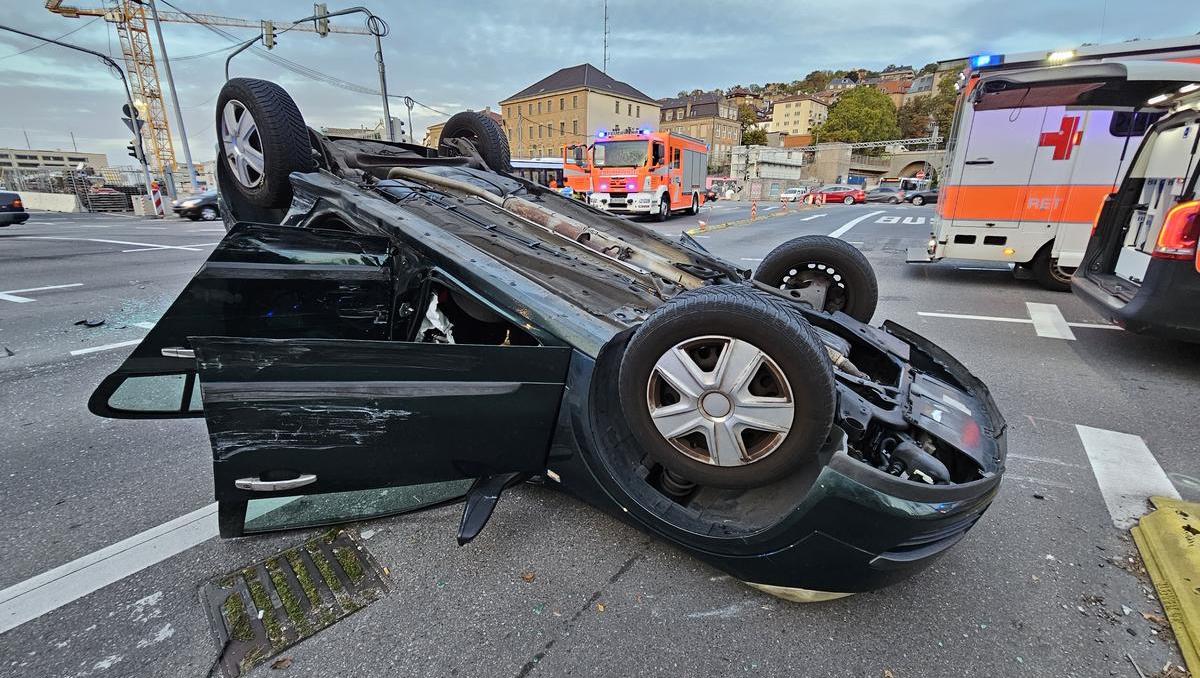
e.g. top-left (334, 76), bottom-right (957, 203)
top-left (1131, 496), bottom-right (1200, 675)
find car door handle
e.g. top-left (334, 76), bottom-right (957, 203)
top-left (964, 159), bottom-right (994, 165)
top-left (235, 474), bottom-right (317, 492)
top-left (161, 347), bottom-right (195, 358)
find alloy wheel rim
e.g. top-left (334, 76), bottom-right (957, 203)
top-left (220, 100), bottom-right (265, 189)
top-left (201, 206), bottom-right (217, 220)
top-left (646, 335), bottom-right (794, 467)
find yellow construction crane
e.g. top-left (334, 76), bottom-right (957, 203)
top-left (45, 0), bottom-right (369, 179)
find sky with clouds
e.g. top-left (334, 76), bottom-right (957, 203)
top-left (0, 0), bottom-right (1195, 165)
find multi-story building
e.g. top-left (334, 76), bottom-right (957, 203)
top-left (827, 77), bottom-right (857, 91)
top-left (903, 73), bottom-right (935, 102)
top-left (726, 86), bottom-right (764, 111)
top-left (871, 79), bottom-right (912, 108)
top-left (880, 67), bottom-right (915, 82)
top-left (499, 63), bottom-right (659, 159)
top-left (0, 147), bottom-right (107, 170)
top-left (762, 95), bottom-right (828, 136)
top-left (657, 92), bottom-right (741, 171)
top-left (421, 108), bottom-right (503, 148)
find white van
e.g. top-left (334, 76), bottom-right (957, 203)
top-left (909, 37), bottom-right (1200, 290)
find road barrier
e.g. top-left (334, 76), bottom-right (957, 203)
top-left (750, 201), bottom-right (758, 220)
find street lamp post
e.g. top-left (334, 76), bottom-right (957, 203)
top-left (0, 24), bottom-right (157, 214)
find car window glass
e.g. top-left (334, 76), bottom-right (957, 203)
top-left (242, 480), bottom-right (475, 534)
top-left (108, 373), bottom-right (189, 412)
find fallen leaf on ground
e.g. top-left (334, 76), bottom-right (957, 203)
top-left (271, 657), bottom-right (293, 669)
top-left (520, 571), bottom-right (535, 583)
top-left (1142, 611), bottom-right (1168, 626)
top-left (883, 670), bottom-right (896, 678)
top-left (596, 603), bottom-right (605, 612)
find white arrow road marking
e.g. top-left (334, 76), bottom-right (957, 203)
top-left (1026, 302), bottom-right (1076, 340)
top-left (827, 210), bottom-right (884, 238)
top-left (799, 214), bottom-right (826, 221)
top-left (0, 283), bottom-right (84, 303)
top-left (1076, 425), bottom-right (1179, 529)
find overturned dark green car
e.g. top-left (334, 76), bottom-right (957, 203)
top-left (91, 78), bottom-right (1006, 601)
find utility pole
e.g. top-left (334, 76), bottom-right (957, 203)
top-left (70, 131), bottom-right (78, 151)
top-left (145, 0), bottom-right (199, 195)
top-left (602, 0), bottom-right (609, 73)
top-left (404, 96), bottom-right (414, 144)
top-left (23, 130), bottom-right (31, 150)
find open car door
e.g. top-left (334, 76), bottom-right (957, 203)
top-left (90, 223), bottom-right (572, 539)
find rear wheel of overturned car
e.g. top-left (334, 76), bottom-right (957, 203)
top-left (752, 235), bottom-right (878, 322)
top-left (1032, 243), bottom-right (1076, 292)
top-left (439, 111), bottom-right (512, 173)
top-left (618, 286), bottom-right (835, 489)
top-left (216, 78), bottom-right (316, 209)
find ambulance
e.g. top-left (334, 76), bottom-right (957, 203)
top-left (908, 36), bottom-right (1200, 290)
top-left (563, 129), bottom-right (708, 221)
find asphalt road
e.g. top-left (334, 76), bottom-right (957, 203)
top-left (1, 206), bottom-right (1195, 678)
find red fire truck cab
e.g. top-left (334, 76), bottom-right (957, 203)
top-left (564, 130), bottom-right (708, 220)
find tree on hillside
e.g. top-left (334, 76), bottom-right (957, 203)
top-left (919, 62), bottom-right (938, 75)
top-left (927, 75), bottom-right (959, 138)
top-left (800, 70), bottom-right (832, 93)
top-left (896, 75), bottom-right (960, 142)
top-left (737, 104), bottom-right (759, 135)
top-left (812, 86), bottom-right (900, 144)
top-left (742, 128), bottom-right (767, 145)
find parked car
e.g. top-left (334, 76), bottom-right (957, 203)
top-left (906, 188), bottom-right (939, 206)
top-left (866, 187), bottom-right (906, 204)
top-left (779, 187), bottom-right (807, 202)
top-left (172, 190), bottom-right (219, 220)
top-left (90, 78), bottom-right (1006, 601)
top-left (0, 191), bottom-right (30, 226)
top-left (1073, 85), bottom-right (1200, 342)
top-left (817, 184), bottom-right (867, 204)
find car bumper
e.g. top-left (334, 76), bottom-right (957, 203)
top-left (589, 192), bottom-right (654, 214)
top-left (0, 211), bottom-right (30, 226)
top-left (174, 205), bottom-right (204, 218)
top-left (1073, 262), bottom-right (1200, 341)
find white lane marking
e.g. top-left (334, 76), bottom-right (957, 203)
top-left (19, 236), bottom-right (205, 252)
top-left (799, 214), bottom-right (826, 221)
top-left (189, 228), bottom-right (227, 233)
top-left (1068, 322), bottom-right (1123, 330)
top-left (827, 210), bottom-right (884, 239)
top-left (740, 257), bottom-right (763, 262)
top-left (135, 226), bottom-right (168, 230)
top-left (1076, 425), bottom-right (1180, 529)
top-left (133, 322), bottom-right (156, 329)
top-left (70, 339), bottom-right (142, 356)
top-left (761, 205), bottom-right (780, 213)
top-left (846, 241), bottom-right (864, 245)
top-left (1026, 302), bottom-right (1076, 340)
top-left (0, 503), bottom-right (218, 635)
top-left (1004, 474), bottom-right (1078, 491)
top-left (918, 311), bottom-right (1032, 325)
top-left (0, 283), bottom-right (84, 303)
top-left (74, 225), bottom-right (114, 229)
top-left (1009, 452), bottom-right (1086, 469)
top-left (957, 266), bottom-right (1011, 271)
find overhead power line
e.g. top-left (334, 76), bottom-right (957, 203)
top-left (0, 15), bottom-right (101, 61)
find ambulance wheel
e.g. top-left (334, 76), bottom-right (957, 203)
top-left (911, 195), bottom-right (926, 206)
top-left (1032, 244), bottom-right (1075, 292)
top-left (690, 193), bottom-right (700, 215)
top-left (753, 235), bottom-right (878, 322)
top-left (657, 195), bottom-right (670, 222)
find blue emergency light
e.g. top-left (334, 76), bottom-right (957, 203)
top-left (596, 130), bottom-right (608, 138)
top-left (969, 53), bottom-right (1003, 69)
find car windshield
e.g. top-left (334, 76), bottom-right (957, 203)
top-left (593, 141), bottom-right (649, 167)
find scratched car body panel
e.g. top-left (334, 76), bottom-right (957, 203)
top-left (91, 78), bottom-right (1007, 599)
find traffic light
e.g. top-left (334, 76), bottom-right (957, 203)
top-left (126, 140), bottom-right (143, 163)
top-left (314, 3), bottom-right (330, 37)
top-left (262, 20), bottom-right (276, 49)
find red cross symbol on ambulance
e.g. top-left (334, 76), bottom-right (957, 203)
top-left (1038, 116), bottom-right (1083, 160)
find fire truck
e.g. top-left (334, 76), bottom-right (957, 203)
top-left (907, 35), bottom-right (1200, 290)
top-left (563, 129), bottom-right (708, 220)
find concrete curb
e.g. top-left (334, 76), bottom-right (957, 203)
top-left (685, 203), bottom-right (818, 236)
top-left (1131, 496), bottom-right (1200, 675)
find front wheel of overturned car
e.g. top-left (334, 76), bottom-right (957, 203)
top-left (618, 286), bottom-right (835, 489)
top-left (215, 78), bottom-right (315, 209)
top-left (439, 111), bottom-right (512, 173)
top-left (752, 235), bottom-right (878, 322)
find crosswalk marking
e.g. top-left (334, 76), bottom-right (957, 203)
top-left (1076, 425), bottom-right (1179, 529)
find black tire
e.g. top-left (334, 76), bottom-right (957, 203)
top-left (889, 197), bottom-right (900, 204)
top-left (187, 215), bottom-right (199, 221)
top-left (753, 235), bottom-right (878, 322)
top-left (200, 206), bottom-right (218, 221)
top-left (439, 111), bottom-right (512, 173)
top-left (1032, 243), bottom-right (1075, 292)
top-left (618, 286), bottom-right (835, 489)
top-left (842, 196), bottom-right (854, 205)
top-left (911, 195), bottom-right (925, 206)
top-left (690, 193), bottom-right (700, 215)
top-left (215, 78), bottom-right (315, 209)
top-left (656, 195), bottom-right (670, 222)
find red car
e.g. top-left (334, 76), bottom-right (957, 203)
top-left (814, 184), bottom-right (866, 204)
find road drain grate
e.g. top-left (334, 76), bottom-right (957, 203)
top-left (202, 528), bottom-right (389, 677)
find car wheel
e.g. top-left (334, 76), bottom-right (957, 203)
top-left (842, 196), bottom-right (854, 205)
top-left (200, 206), bottom-right (218, 221)
top-left (690, 194), bottom-right (700, 215)
top-left (657, 195), bottom-right (670, 222)
top-left (912, 195), bottom-right (925, 206)
top-left (890, 197), bottom-right (900, 204)
top-left (1032, 244), bottom-right (1075, 292)
top-left (439, 111), bottom-right (512, 173)
top-left (216, 78), bottom-right (315, 209)
top-left (752, 235), bottom-right (878, 322)
top-left (618, 286), bottom-right (835, 489)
